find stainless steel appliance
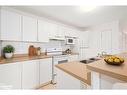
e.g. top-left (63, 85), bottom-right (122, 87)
top-left (66, 37), bottom-right (75, 45)
top-left (46, 48), bottom-right (68, 84)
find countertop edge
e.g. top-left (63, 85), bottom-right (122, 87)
top-left (55, 64), bottom-right (91, 85)
top-left (87, 65), bottom-right (127, 82)
top-left (0, 55), bottom-right (52, 65)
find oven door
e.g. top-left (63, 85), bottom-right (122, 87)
top-left (58, 59), bottom-right (68, 64)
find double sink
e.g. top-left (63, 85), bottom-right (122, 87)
top-left (80, 57), bottom-right (101, 64)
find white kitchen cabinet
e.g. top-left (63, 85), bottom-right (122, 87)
top-left (112, 29), bottom-right (121, 54)
top-left (89, 30), bottom-right (102, 56)
top-left (0, 62), bottom-right (22, 89)
top-left (39, 58), bottom-right (52, 85)
top-left (68, 55), bottom-right (79, 62)
top-left (1, 9), bottom-right (22, 41)
top-left (48, 22), bottom-right (58, 39)
top-left (38, 20), bottom-right (49, 42)
top-left (22, 16), bottom-right (37, 42)
top-left (101, 30), bottom-right (112, 54)
top-left (56, 68), bottom-right (90, 89)
top-left (70, 29), bottom-right (78, 37)
top-left (22, 60), bottom-right (39, 89)
top-left (49, 23), bottom-right (65, 40)
top-left (65, 27), bottom-right (77, 37)
top-left (74, 31), bottom-right (93, 60)
top-left (57, 25), bottom-right (65, 39)
top-left (56, 68), bottom-right (81, 89)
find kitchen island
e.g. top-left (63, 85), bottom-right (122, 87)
top-left (87, 52), bottom-right (127, 89)
top-left (55, 61), bottom-right (91, 89)
top-left (55, 52), bottom-right (127, 89)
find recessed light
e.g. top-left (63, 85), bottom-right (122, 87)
top-left (78, 6), bottom-right (97, 12)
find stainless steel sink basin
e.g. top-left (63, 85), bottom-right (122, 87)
top-left (80, 58), bottom-right (101, 64)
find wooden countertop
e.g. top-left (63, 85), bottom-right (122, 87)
top-left (0, 52), bottom-right (78, 65)
top-left (55, 61), bottom-right (91, 85)
top-left (87, 52), bottom-right (127, 82)
top-left (0, 54), bottom-right (52, 65)
top-left (67, 53), bottom-right (79, 55)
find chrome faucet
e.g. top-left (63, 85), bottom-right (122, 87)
top-left (101, 51), bottom-right (107, 56)
top-left (97, 51), bottom-right (107, 58)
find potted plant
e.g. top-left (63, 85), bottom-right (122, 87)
top-left (3, 45), bottom-right (15, 59)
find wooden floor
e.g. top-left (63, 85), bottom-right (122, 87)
top-left (39, 83), bottom-right (56, 90)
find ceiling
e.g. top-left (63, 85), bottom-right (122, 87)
top-left (12, 6), bottom-right (127, 29)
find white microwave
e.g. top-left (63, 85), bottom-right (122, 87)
top-left (66, 37), bottom-right (75, 45)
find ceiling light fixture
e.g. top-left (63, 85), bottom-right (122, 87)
top-left (79, 6), bottom-right (97, 12)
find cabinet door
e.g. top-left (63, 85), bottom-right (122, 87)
top-left (22, 60), bottom-right (39, 89)
top-left (56, 68), bottom-right (81, 89)
top-left (0, 62), bottom-right (22, 89)
top-left (68, 55), bottom-right (79, 62)
top-left (70, 29), bottom-right (78, 37)
top-left (48, 23), bottom-right (58, 38)
top-left (1, 9), bottom-right (22, 41)
top-left (78, 31), bottom-right (90, 48)
top-left (89, 30), bottom-right (102, 56)
top-left (101, 30), bottom-right (112, 54)
top-left (38, 20), bottom-right (49, 42)
top-left (57, 25), bottom-right (65, 39)
top-left (112, 30), bottom-right (121, 54)
top-left (65, 27), bottom-right (77, 37)
top-left (65, 27), bottom-right (72, 37)
top-left (39, 58), bottom-right (52, 85)
top-left (22, 16), bottom-right (37, 42)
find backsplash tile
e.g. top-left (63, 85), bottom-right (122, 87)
top-left (1, 40), bottom-right (71, 55)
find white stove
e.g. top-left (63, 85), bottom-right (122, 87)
top-left (46, 48), bottom-right (68, 84)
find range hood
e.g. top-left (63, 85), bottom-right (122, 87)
top-left (49, 36), bottom-right (65, 41)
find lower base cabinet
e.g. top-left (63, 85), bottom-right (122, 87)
top-left (0, 62), bottom-right (22, 89)
top-left (39, 58), bottom-right (52, 85)
top-left (22, 60), bottom-right (39, 89)
top-left (0, 58), bottom-right (52, 89)
top-left (56, 68), bottom-right (89, 89)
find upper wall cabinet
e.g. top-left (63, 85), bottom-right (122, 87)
top-left (38, 20), bottom-right (49, 42)
top-left (1, 9), bottom-right (22, 41)
top-left (57, 25), bottom-right (66, 39)
top-left (49, 23), bottom-right (65, 40)
top-left (65, 27), bottom-right (77, 37)
top-left (48, 23), bottom-right (59, 39)
top-left (101, 30), bottom-right (112, 54)
top-left (22, 16), bottom-right (37, 42)
top-left (70, 29), bottom-right (78, 37)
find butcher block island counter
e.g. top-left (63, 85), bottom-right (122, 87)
top-left (55, 61), bottom-right (91, 89)
top-left (87, 56), bottom-right (127, 82)
top-left (55, 52), bottom-right (127, 89)
top-left (86, 52), bottom-right (127, 89)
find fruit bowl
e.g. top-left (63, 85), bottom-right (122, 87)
top-left (104, 56), bottom-right (124, 66)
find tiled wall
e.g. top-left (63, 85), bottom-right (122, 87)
top-left (1, 40), bottom-right (72, 55)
